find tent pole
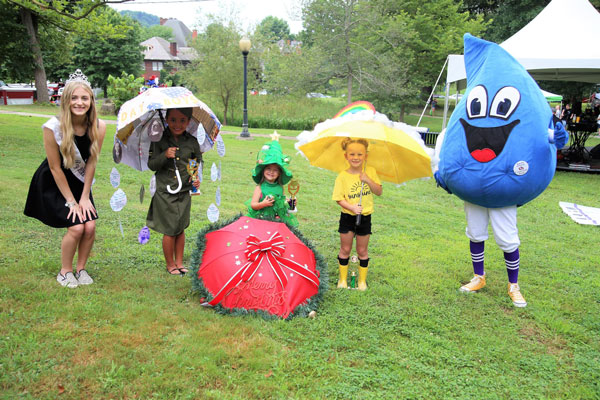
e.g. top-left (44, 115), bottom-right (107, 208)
top-left (442, 79), bottom-right (451, 131)
top-left (417, 57), bottom-right (448, 127)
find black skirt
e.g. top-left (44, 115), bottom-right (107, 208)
top-left (24, 134), bottom-right (97, 228)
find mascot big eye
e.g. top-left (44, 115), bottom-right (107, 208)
top-left (435, 34), bottom-right (567, 208)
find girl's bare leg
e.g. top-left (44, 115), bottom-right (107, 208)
top-left (174, 232), bottom-right (186, 272)
top-left (75, 220), bottom-right (96, 273)
top-left (356, 234), bottom-right (370, 260)
top-left (61, 224), bottom-right (84, 275)
top-left (162, 234), bottom-right (178, 273)
top-left (338, 232), bottom-right (355, 259)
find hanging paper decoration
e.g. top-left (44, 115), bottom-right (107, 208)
top-left (218, 160), bottom-right (222, 181)
top-left (216, 186), bottom-right (221, 206)
top-left (110, 189), bottom-right (127, 212)
top-left (138, 226), bottom-right (151, 244)
top-left (148, 119), bottom-right (163, 142)
top-left (139, 184), bottom-right (145, 203)
top-left (196, 124), bottom-right (206, 145)
top-left (210, 162), bottom-right (218, 182)
top-left (216, 134), bottom-right (226, 157)
top-left (109, 167), bottom-right (121, 188)
top-left (113, 139), bottom-right (123, 164)
top-left (207, 203), bottom-right (219, 223)
top-left (149, 175), bottom-right (156, 197)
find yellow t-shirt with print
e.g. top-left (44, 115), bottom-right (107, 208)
top-left (332, 166), bottom-right (381, 216)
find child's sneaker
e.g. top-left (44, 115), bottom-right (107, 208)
top-left (459, 274), bottom-right (486, 292)
top-left (57, 272), bottom-right (78, 288)
top-left (75, 270), bottom-right (93, 285)
top-left (508, 283), bottom-right (527, 307)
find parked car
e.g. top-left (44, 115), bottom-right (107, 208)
top-left (47, 82), bottom-right (64, 98)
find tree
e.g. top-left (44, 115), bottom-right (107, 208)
top-left (255, 16), bottom-right (292, 42)
top-left (261, 44), bottom-right (333, 96)
top-left (298, 0), bottom-right (486, 119)
top-left (6, 0), bottom-right (134, 103)
top-left (301, 0), bottom-right (365, 103)
top-left (140, 25), bottom-right (174, 42)
top-left (0, 2), bottom-right (36, 83)
top-left (182, 22), bottom-right (253, 125)
top-left (72, 7), bottom-right (143, 98)
top-left (370, 0), bottom-right (487, 116)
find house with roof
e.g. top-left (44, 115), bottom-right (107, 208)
top-left (141, 18), bottom-right (197, 81)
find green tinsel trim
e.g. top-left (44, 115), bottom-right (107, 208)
top-left (189, 213), bottom-right (329, 320)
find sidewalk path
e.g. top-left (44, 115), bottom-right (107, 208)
top-left (0, 110), bottom-right (297, 140)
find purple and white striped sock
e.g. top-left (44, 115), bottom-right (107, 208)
top-left (470, 241), bottom-right (485, 276)
top-left (504, 248), bottom-right (520, 283)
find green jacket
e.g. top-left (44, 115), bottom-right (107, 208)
top-left (148, 129), bottom-right (202, 194)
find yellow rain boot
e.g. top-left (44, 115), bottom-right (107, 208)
top-left (357, 266), bottom-right (368, 291)
top-left (337, 264), bottom-right (348, 288)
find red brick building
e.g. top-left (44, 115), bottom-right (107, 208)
top-left (141, 18), bottom-right (197, 81)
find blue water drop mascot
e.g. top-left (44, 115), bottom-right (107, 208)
top-left (434, 34), bottom-right (568, 307)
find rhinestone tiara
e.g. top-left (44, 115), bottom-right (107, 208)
top-left (65, 69), bottom-right (91, 87)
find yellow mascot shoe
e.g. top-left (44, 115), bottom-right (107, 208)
top-left (357, 266), bottom-right (368, 291)
top-left (337, 264), bottom-right (348, 289)
top-left (508, 283), bottom-right (527, 307)
top-left (459, 274), bottom-right (486, 292)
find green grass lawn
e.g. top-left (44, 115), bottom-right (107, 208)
top-left (1, 113), bottom-right (599, 399)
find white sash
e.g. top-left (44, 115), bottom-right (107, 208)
top-left (43, 117), bottom-right (92, 184)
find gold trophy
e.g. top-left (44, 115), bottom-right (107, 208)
top-left (187, 158), bottom-right (201, 196)
top-left (287, 179), bottom-right (299, 213)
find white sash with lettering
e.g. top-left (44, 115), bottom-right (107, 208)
top-left (43, 117), bottom-right (92, 184)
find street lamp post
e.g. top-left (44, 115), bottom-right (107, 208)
top-left (239, 37), bottom-right (251, 138)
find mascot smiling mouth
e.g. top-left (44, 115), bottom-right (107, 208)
top-left (460, 119), bottom-right (520, 162)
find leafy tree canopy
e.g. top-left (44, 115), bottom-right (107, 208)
top-left (255, 16), bottom-right (292, 42)
top-left (140, 24), bottom-right (174, 42)
top-left (72, 6), bottom-right (143, 97)
top-left (294, 0), bottom-right (487, 118)
top-left (183, 21), bottom-right (255, 125)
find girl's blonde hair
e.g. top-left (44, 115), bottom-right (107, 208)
top-left (58, 82), bottom-right (99, 169)
top-left (341, 137), bottom-right (369, 152)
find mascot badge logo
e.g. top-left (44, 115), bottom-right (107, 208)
top-left (436, 34), bottom-right (564, 208)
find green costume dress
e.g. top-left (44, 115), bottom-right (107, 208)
top-left (245, 181), bottom-right (298, 227)
top-left (146, 129), bottom-right (201, 236)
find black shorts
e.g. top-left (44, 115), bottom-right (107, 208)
top-left (338, 212), bottom-right (372, 236)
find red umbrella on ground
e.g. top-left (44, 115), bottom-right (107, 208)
top-left (192, 216), bottom-right (323, 319)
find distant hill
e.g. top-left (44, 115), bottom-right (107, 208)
top-left (120, 10), bottom-right (160, 26)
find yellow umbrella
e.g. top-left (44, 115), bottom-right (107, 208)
top-left (296, 114), bottom-right (432, 184)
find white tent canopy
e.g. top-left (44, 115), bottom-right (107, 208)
top-left (541, 89), bottom-right (562, 102)
top-left (446, 0), bottom-right (600, 88)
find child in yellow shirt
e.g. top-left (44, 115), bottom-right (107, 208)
top-left (332, 138), bottom-right (382, 290)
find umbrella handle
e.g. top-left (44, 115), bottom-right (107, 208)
top-left (356, 180), bottom-right (365, 226)
top-left (167, 159), bottom-right (182, 194)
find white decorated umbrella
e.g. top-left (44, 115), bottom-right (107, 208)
top-left (113, 87), bottom-right (221, 172)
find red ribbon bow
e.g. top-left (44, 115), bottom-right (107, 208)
top-left (208, 231), bottom-right (319, 306)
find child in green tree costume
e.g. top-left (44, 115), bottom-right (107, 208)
top-left (245, 137), bottom-right (298, 227)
